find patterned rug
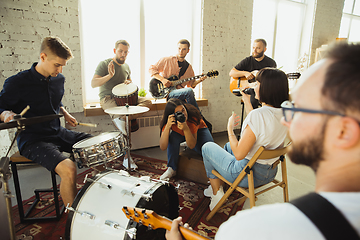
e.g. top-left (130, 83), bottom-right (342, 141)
top-left (13, 154), bottom-right (244, 239)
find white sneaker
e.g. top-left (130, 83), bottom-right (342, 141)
top-left (209, 186), bottom-right (225, 211)
top-left (160, 167), bottom-right (176, 180)
top-left (123, 156), bottom-right (138, 170)
top-left (113, 118), bottom-right (127, 135)
top-left (204, 185), bottom-right (213, 197)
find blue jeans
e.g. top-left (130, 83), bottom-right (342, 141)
top-left (168, 88), bottom-right (199, 109)
top-left (167, 128), bottom-right (213, 170)
top-left (202, 142), bottom-right (278, 188)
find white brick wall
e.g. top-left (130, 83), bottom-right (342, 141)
top-left (309, 0), bottom-right (345, 64)
top-left (202, 0), bottom-right (253, 132)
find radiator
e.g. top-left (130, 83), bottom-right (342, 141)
top-left (130, 115), bottom-right (161, 150)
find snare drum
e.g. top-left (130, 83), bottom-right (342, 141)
top-left (65, 171), bottom-right (179, 240)
top-left (72, 132), bottom-right (127, 168)
top-left (112, 83), bottom-right (138, 106)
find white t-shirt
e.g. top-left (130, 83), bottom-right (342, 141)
top-left (216, 192), bottom-right (360, 239)
top-left (241, 106), bottom-right (287, 164)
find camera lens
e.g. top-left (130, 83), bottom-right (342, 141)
top-left (174, 111), bottom-right (186, 123)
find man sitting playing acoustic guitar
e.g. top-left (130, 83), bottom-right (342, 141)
top-left (229, 38), bottom-right (276, 110)
top-left (149, 39), bottom-right (212, 133)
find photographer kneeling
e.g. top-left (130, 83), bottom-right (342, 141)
top-left (159, 98), bottom-right (214, 180)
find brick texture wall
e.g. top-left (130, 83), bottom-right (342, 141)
top-left (202, 0), bottom-right (253, 132)
top-left (309, 0), bottom-right (345, 64)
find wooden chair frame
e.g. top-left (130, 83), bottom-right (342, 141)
top-left (206, 142), bottom-right (291, 221)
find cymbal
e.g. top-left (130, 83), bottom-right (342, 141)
top-left (0, 114), bottom-right (63, 131)
top-left (105, 106), bottom-right (150, 115)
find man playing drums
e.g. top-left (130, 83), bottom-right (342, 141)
top-left (0, 37), bottom-right (92, 208)
top-left (92, 40), bottom-right (152, 170)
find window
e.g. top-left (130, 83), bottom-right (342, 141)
top-left (79, 0), bottom-right (202, 104)
top-left (339, 0), bottom-right (360, 43)
top-left (252, 0), bottom-right (306, 73)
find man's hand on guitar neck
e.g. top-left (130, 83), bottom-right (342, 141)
top-left (191, 76), bottom-right (207, 88)
top-left (165, 216), bottom-right (191, 240)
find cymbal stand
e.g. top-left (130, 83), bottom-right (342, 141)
top-left (124, 103), bottom-right (132, 171)
top-left (1, 125), bottom-right (24, 240)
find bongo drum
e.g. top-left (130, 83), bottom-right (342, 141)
top-left (112, 83), bottom-right (139, 132)
top-left (112, 83), bottom-right (138, 107)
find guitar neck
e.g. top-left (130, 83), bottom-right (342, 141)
top-left (172, 74), bottom-right (205, 87)
top-left (158, 216), bottom-right (211, 240)
top-left (122, 207), bottom-right (212, 240)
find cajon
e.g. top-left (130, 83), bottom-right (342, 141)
top-left (177, 149), bottom-right (208, 184)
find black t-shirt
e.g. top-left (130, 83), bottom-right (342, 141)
top-left (234, 55), bottom-right (277, 72)
top-left (178, 60), bottom-right (189, 79)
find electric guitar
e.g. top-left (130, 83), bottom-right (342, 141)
top-left (122, 206), bottom-right (212, 240)
top-left (149, 70), bottom-right (219, 99)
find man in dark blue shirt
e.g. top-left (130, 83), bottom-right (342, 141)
top-left (0, 37), bottom-right (91, 207)
top-left (229, 39), bottom-right (277, 110)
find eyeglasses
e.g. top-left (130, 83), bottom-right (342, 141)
top-left (281, 101), bottom-right (345, 122)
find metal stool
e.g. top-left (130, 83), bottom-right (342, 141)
top-left (10, 151), bottom-right (64, 223)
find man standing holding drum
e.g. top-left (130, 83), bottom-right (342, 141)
top-left (92, 40), bottom-right (152, 170)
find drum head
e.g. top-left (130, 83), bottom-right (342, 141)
top-left (112, 83), bottom-right (138, 96)
top-left (73, 132), bottom-right (120, 149)
top-left (65, 171), bottom-right (179, 240)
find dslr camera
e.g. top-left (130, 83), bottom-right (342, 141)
top-left (174, 111), bottom-right (186, 123)
top-left (242, 88), bottom-right (254, 95)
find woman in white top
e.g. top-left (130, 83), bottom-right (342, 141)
top-left (202, 67), bottom-right (290, 210)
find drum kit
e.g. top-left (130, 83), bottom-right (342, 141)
top-left (0, 86), bottom-right (180, 240)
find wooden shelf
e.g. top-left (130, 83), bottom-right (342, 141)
top-left (83, 98), bottom-right (208, 117)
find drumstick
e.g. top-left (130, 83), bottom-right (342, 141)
top-left (77, 122), bottom-right (97, 127)
top-left (20, 105), bottom-right (30, 116)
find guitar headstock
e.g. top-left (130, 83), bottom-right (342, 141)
top-left (206, 70), bottom-right (219, 78)
top-left (122, 206), bottom-right (168, 231)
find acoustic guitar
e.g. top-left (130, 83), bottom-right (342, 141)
top-left (122, 206), bottom-right (212, 240)
top-left (149, 70), bottom-right (219, 99)
top-left (229, 70), bottom-right (258, 96)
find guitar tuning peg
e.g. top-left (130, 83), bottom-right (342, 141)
top-left (148, 224), bottom-right (153, 230)
top-left (134, 210), bottom-right (139, 217)
top-left (142, 209), bottom-right (148, 219)
top-left (124, 206), bottom-right (129, 215)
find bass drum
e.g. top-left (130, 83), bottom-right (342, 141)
top-left (65, 171), bottom-right (179, 240)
